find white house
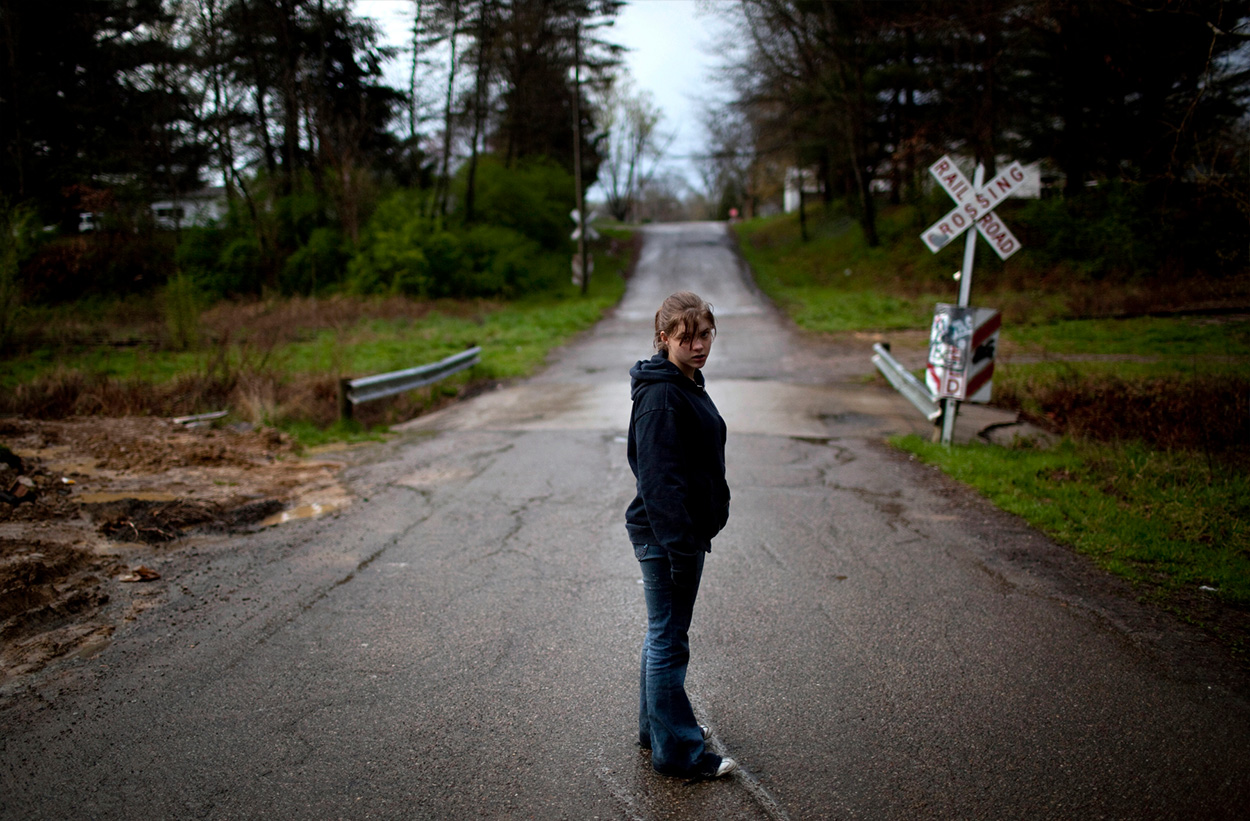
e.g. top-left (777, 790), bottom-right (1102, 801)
top-left (77, 187), bottom-right (228, 233)
top-left (783, 167), bottom-right (821, 213)
top-left (149, 187), bottom-right (228, 230)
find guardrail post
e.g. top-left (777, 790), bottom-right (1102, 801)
top-left (338, 377), bottom-right (353, 422)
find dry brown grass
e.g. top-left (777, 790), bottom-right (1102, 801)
top-left (2, 294), bottom-right (483, 422)
top-left (0, 367), bottom-right (360, 428)
top-left (199, 294), bottom-right (501, 349)
top-left (996, 371), bottom-right (1250, 468)
top-left (1, 370), bottom-right (233, 419)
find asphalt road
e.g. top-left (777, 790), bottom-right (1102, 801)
top-left (2, 222), bottom-right (1248, 820)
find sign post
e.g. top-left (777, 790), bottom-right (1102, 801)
top-left (570, 208), bottom-right (598, 287)
top-left (920, 155), bottom-right (1023, 444)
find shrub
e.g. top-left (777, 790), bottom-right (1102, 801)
top-left (281, 227), bottom-right (349, 295)
top-left (462, 156), bottom-right (574, 251)
top-left (0, 201), bottom-right (38, 346)
top-left (177, 227), bottom-right (232, 299)
top-left (348, 166), bottom-right (571, 300)
top-left (459, 224), bottom-right (547, 295)
top-left (23, 231), bottom-right (177, 302)
top-left (1011, 180), bottom-right (1247, 279)
top-left (215, 236), bottom-right (265, 297)
top-left (163, 271), bottom-right (201, 351)
top-left (1013, 185), bottom-right (1149, 278)
top-left (346, 191), bottom-right (439, 296)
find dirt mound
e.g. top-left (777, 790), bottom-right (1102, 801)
top-left (0, 416), bottom-right (351, 681)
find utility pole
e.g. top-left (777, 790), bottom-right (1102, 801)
top-left (572, 19), bottom-right (589, 295)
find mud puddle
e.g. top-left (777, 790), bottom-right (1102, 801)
top-left (0, 416), bottom-right (354, 682)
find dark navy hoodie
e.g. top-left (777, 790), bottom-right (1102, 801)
top-left (625, 354), bottom-right (730, 557)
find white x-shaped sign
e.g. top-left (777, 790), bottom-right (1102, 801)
top-left (921, 156), bottom-right (1024, 260)
top-left (570, 208), bottom-right (600, 241)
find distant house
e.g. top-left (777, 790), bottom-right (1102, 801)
top-left (149, 187), bottom-right (227, 230)
top-left (783, 167), bottom-right (821, 213)
top-left (77, 187), bottom-right (228, 233)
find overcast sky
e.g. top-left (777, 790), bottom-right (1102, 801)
top-left (354, 0), bottom-right (732, 193)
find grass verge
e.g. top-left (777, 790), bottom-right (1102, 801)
top-left (894, 434), bottom-right (1250, 655)
top-left (1, 230), bottom-right (636, 447)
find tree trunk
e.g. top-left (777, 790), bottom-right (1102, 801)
top-left (437, 0), bottom-right (461, 218)
top-left (465, 0), bottom-right (494, 225)
top-left (277, 0), bottom-right (302, 195)
top-left (852, 157), bottom-right (878, 247)
top-left (409, 0), bottom-right (424, 143)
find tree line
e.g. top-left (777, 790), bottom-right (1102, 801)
top-left (0, 0), bottom-right (636, 305)
top-left (6, 0), bottom-right (1244, 313)
top-left (702, 0), bottom-right (1250, 274)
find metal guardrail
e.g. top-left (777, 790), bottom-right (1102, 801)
top-left (872, 343), bottom-right (942, 422)
top-left (338, 346), bottom-right (481, 421)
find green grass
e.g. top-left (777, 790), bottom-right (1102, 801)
top-left (9, 258), bottom-right (626, 389)
top-left (272, 288), bottom-right (622, 382)
top-left (2, 344), bottom-right (206, 389)
top-left (1005, 315), bottom-right (1250, 358)
top-left (733, 203), bottom-right (1087, 332)
top-left (894, 435), bottom-right (1250, 626)
top-left (735, 206), bottom-right (955, 333)
top-left (278, 418), bottom-right (393, 449)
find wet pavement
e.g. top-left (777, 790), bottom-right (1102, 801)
top-left (2, 222), bottom-right (1247, 820)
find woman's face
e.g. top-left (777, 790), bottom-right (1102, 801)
top-left (661, 318), bottom-right (715, 379)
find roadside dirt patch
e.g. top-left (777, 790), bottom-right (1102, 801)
top-left (0, 416), bottom-right (350, 681)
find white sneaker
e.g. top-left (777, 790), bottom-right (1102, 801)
top-left (714, 757), bottom-right (738, 778)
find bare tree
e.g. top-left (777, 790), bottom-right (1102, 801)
top-left (435, 0), bottom-right (463, 216)
top-left (597, 80), bottom-right (672, 222)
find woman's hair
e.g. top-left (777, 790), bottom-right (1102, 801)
top-left (654, 291), bottom-right (716, 355)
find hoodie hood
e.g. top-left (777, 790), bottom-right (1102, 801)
top-left (630, 353), bottom-right (705, 400)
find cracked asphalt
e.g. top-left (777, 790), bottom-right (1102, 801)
top-left (2, 222), bottom-right (1248, 820)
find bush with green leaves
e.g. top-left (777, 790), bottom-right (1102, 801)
top-left (348, 158), bottom-right (574, 299)
top-left (346, 190), bottom-right (442, 296)
top-left (175, 173), bottom-right (359, 299)
top-left (1011, 180), bottom-right (1247, 279)
top-left (0, 201), bottom-right (38, 346)
top-left (1012, 184), bottom-right (1148, 278)
top-left (281, 226), bottom-right (349, 295)
top-left (163, 271), bottom-right (201, 351)
top-left (464, 156), bottom-right (574, 251)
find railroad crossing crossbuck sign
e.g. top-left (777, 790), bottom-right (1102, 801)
top-left (570, 208), bottom-right (598, 286)
top-left (570, 208), bottom-right (599, 242)
top-left (921, 156), bottom-right (1025, 260)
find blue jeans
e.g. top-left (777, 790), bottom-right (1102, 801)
top-left (635, 543), bottom-right (716, 776)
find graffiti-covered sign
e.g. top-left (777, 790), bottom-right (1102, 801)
top-left (926, 304), bottom-right (1001, 403)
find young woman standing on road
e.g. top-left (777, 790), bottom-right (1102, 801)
top-left (626, 290), bottom-right (736, 780)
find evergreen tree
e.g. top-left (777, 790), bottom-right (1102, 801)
top-left (0, 0), bottom-right (206, 227)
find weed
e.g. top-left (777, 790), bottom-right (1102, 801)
top-left (163, 272), bottom-right (202, 351)
top-left (0, 201), bottom-right (37, 347)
